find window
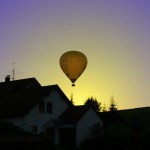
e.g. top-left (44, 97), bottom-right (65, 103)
top-left (47, 102), bottom-right (52, 114)
top-left (38, 101), bottom-right (45, 113)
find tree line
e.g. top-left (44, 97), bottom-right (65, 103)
top-left (84, 95), bottom-right (118, 113)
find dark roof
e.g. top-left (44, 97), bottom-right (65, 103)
top-left (58, 105), bottom-right (91, 124)
top-left (43, 85), bottom-right (73, 106)
top-left (0, 77), bottom-right (41, 91)
top-left (0, 87), bottom-right (45, 117)
top-left (0, 78), bottom-right (72, 118)
top-left (0, 78), bottom-right (41, 102)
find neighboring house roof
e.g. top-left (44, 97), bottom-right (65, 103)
top-left (0, 78), bottom-right (72, 118)
top-left (0, 77), bottom-right (41, 91)
top-left (0, 77), bottom-right (41, 102)
top-left (58, 105), bottom-right (93, 125)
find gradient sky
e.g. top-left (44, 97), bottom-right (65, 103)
top-left (1, 0), bottom-right (150, 110)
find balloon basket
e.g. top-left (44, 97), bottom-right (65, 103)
top-left (72, 83), bottom-right (75, 87)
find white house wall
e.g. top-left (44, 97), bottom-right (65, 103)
top-left (76, 108), bottom-right (103, 146)
top-left (25, 90), bottom-right (69, 134)
top-left (4, 90), bottom-right (69, 134)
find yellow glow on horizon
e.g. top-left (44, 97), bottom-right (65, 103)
top-left (11, 10), bottom-right (150, 111)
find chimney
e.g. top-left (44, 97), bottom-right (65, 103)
top-left (5, 75), bottom-right (11, 82)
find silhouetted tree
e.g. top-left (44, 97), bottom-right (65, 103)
top-left (89, 123), bottom-right (104, 139)
top-left (84, 97), bottom-right (101, 112)
top-left (108, 96), bottom-right (121, 123)
top-left (101, 102), bottom-right (107, 112)
top-left (108, 95), bottom-right (118, 112)
top-left (70, 92), bottom-right (74, 105)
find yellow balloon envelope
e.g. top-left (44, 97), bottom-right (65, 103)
top-left (59, 51), bottom-right (88, 86)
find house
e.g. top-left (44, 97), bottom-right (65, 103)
top-left (0, 76), bottom-right (103, 147)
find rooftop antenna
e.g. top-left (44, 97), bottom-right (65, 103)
top-left (11, 63), bottom-right (15, 81)
top-left (7, 62), bottom-right (23, 81)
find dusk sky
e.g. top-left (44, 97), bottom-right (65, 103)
top-left (1, 0), bottom-right (150, 110)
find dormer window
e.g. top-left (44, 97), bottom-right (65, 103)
top-left (39, 101), bottom-right (45, 113)
top-left (38, 101), bottom-right (52, 114)
top-left (47, 102), bottom-right (52, 114)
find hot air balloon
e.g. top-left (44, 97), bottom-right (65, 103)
top-left (59, 50), bottom-right (88, 86)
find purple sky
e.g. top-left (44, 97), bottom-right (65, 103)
top-left (1, 0), bottom-right (150, 110)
